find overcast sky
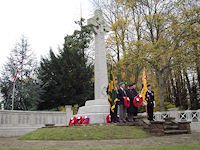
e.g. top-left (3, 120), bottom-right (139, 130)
top-left (0, 0), bottom-right (93, 70)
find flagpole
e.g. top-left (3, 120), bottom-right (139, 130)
top-left (12, 68), bottom-right (18, 110)
top-left (12, 81), bottom-right (15, 110)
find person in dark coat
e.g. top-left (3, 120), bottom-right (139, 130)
top-left (107, 78), bottom-right (119, 123)
top-left (117, 81), bottom-right (127, 123)
top-left (145, 84), bottom-right (155, 121)
top-left (111, 78), bottom-right (119, 123)
top-left (126, 83), bottom-right (138, 122)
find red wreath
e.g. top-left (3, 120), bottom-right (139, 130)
top-left (106, 114), bottom-right (111, 123)
top-left (69, 117), bottom-right (74, 126)
top-left (73, 116), bottom-right (78, 125)
top-left (77, 116), bottom-right (84, 124)
top-left (133, 94), bottom-right (143, 107)
top-left (124, 96), bottom-right (130, 108)
top-left (82, 116), bottom-right (90, 125)
top-left (68, 116), bottom-right (78, 126)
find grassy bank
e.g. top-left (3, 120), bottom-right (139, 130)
top-left (19, 125), bottom-right (149, 140)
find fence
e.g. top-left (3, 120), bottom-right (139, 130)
top-left (152, 110), bottom-right (200, 122)
top-left (140, 109), bottom-right (200, 132)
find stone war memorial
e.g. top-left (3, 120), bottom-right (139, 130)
top-left (77, 9), bottom-right (110, 124)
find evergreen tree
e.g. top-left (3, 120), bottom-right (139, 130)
top-left (0, 35), bottom-right (40, 110)
top-left (38, 19), bottom-right (94, 110)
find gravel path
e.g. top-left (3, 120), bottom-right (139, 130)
top-left (0, 132), bottom-right (200, 148)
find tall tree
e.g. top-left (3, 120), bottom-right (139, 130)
top-left (0, 36), bottom-right (40, 110)
top-left (94, 0), bottom-right (200, 110)
top-left (38, 19), bottom-right (94, 110)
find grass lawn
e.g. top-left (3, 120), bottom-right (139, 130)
top-left (19, 125), bottom-right (149, 140)
top-left (1, 145), bottom-right (200, 150)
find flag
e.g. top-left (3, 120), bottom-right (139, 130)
top-left (107, 65), bottom-right (118, 113)
top-left (140, 68), bottom-right (148, 101)
top-left (13, 68), bottom-right (18, 82)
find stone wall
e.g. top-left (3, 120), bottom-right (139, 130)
top-left (0, 107), bottom-right (73, 136)
top-left (0, 110), bottom-right (68, 127)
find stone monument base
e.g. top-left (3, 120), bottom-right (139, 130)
top-left (77, 99), bottom-right (109, 124)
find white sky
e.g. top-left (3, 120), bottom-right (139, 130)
top-left (0, 0), bottom-right (93, 70)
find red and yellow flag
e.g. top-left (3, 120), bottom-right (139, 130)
top-left (140, 68), bottom-right (148, 101)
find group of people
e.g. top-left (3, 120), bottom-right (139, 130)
top-left (109, 78), bottom-right (155, 123)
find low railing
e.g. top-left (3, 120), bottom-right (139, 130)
top-left (151, 110), bottom-right (200, 122)
top-left (139, 109), bottom-right (200, 122)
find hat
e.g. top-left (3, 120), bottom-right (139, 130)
top-left (147, 84), bottom-right (151, 87)
top-left (119, 81), bottom-right (126, 85)
top-left (128, 82), bottom-right (136, 87)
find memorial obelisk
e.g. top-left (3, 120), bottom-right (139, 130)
top-left (77, 9), bottom-right (110, 124)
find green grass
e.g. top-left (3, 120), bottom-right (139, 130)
top-left (19, 125), bottom-right (149, 140)
top-left (1, 145), bottom-right (200, 150)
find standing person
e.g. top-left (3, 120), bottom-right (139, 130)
top-left (107, 78), bottom-right (119, 123)
top-left (145, 84), bottom-right (155, 121)
top-left (126, 83), bottom-right (138, 122)
top-left (114, 78), bottom-right (119, 122)
top-left (117, 82), bottom-right (127, 123)
top-left (111, 78), bottom-right (119, 123)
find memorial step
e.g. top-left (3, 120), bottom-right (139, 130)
top-left (76, 113), bottom-right (108, 124)
top-left (164, 117), bottom-right (176, 122)
top-left (164, 121), bottom-right (177, 125)
top-left (77, 99), bottom-right (110, 124)
top-left (164, 129), bottom-right (189, 134)
top-left (164, 125), bottom-right (179, 130)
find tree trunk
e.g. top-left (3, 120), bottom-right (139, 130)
top-left (134, 64), bottom-right (141, 84)
top-left (184, 70), bottom-right (192, 109)
top-left (173, 70), bottom-right (181, 107)
top-left (194, 43), bottom-right (200, 88)
top-left (196, 65), bottom-right (200, 88)
top-left (169, 70), bottom-right (177, 104)
top-left (166, 79), bottom-right (171, 102)
top-left (115, 31), bottom-right (120, 62)
top-left (156, 70), bottom-right (165, 111)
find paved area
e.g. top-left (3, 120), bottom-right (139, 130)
top-left (0, 127), bottom-right (39, 137)
top-left (0, 132), bottom-right (200, 148)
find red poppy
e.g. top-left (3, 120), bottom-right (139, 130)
top-left (133, 94), bottom-right (143, 107)
top-left (106, 114), bottom-right (111, 123)
top-left (124, 96), bottom-right (130, 108)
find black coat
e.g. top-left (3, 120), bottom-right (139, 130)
top-left (117, 88), bottom-right (127, 105)
top-left (145, 90), bottom-right (155, 106)
top-left (126, 89), bottom-right (138, 113)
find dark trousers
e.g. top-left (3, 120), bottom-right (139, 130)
top-left (128, 113), bottom-right (134, 121)
top-left (110, 104), bottom-right (118, 122)
top-left (147, 104), bottom-right (154, 120)
top-left (128, 107), bottom-right (137, 121)
top-left (133, 107), bottom-right (138, 116)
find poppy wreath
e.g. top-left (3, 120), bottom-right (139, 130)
top-left (69, 116), bottom-right (78, 126)
top-left (82, 116), bottom-right (90, 124)
top-left (106, 114), bottom-right (111, 123)
top-left (69, 117), bottom-right (74, 126)
top-left (77, 116), bottom-right (84, 124)
top-left (133, 94), bottom-right (143, 107)
top-left (123, 96), bottom-right (130, 108)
